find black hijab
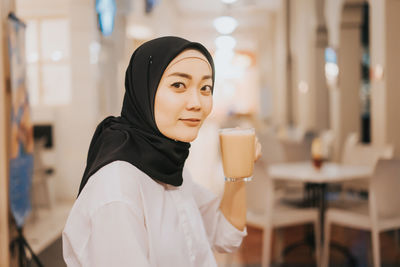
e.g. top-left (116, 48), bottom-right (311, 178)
top-left (77, 36), bottom-right (215, 196)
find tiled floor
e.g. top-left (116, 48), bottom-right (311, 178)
top-left (216, 225), bottom-right (400, 267)
top-left (33, 224), bottom-right (400, 266)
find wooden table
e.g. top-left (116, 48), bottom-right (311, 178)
top-left (267, 161), bottom-right (373, 264)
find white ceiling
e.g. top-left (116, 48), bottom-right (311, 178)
top-left (171, 0), bottom-right (281, 52)
top-left (173, 0), bottom-right (280, 14)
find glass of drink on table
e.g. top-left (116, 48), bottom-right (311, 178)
top-left (219, 128), bottom-right (256, 182)
top-left (311, 137), bottom-right (323, 170)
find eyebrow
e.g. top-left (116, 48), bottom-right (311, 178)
top-left (167, 72), bottom-right (212, 81)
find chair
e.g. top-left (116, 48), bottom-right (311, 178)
top-left (257, 131), bottom-right (305, 201)
top-left (322, 159), bottom-right (400, 267)
top-left (245, 160), bottom-right (321, 267)
top-left (340, 133), bottom-right (394, 194)
top-left (341, 138), bottom-right (393, 168)
top-left (340, 132), bottom-right (359, 165)
top-left (320, 130), bottom-right (335, 161)
top-left (31, 138), bottom-right (54, 210)
top-left (277, 125), bottom-right (306, 143)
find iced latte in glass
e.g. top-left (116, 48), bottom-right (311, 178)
top-left (219, 128), bottom-right (255, 182)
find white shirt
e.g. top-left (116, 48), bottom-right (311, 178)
top-left (62, 161), bottom-right (247, 267)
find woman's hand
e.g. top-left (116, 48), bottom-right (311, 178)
top-left (254, 136), bottom-right (262, 162)
top-left (219, 133), bottom-right (262, 231)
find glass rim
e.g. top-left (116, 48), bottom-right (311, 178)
top-left (218, 127), bottom-right (255, 134)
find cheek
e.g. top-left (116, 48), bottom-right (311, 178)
top-left (202, 97), bottom-right (213, 118)
top-left (155, 90), bottom-right (182, 125)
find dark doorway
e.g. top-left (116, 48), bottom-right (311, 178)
top-left (360, 3), bottom-right (370, 143)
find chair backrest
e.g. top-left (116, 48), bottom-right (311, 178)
top-left (341, 132), bottom-right (359, 164)
top-left (246, 160), bottom-right (273, 216)
top-left (247, 132), bottom-right (278, 217)
top-left (370, 159), bottom-right (400, 219)
top-left (258, 132), bottom-right (286, 164)
top-left (342, 134), bottom-right (394, 167)
top-left (33, 138), bottom-right (47, 177)
top-left (277, 125), bottom-right (305, 143)
top-left (320, 130), bottom-right (335, 159)
top-left (380, 146), bottom-right (394, 159)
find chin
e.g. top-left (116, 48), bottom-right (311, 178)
top-left (173, 127), bottom-right (200, 143)
top-left (176, 133), bottom-right (198, 143)
top-left (161, 124), bottom-right (202, 143)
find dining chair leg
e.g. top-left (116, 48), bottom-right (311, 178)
top-left (314, 219), bottom-right (321, 267)
top-left (261, 226), bottom-right (273, 267)
top-left (371, 229), bottom-right (381, 267)
top-left (274, 228), bottom-right (284, 264)
top-left (322, 221), bottom-right (331, 267)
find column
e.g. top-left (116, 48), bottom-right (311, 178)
top-left (289, 0), bottom-right (329, 132)
top-left (314, 0), bottom-right (330, 131)
top-left (98, 0), bottom-right (131, 117)
top-left (330, 1), bottom-right (363, 160)
top-left (273, 0), bottom-right (290, 127)
top-left (370, 0), bottom-right (400, 158)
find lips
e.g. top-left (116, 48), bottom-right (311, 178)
top-left (180, 118), bottom-right (201, 126)
top-left (180, 118), bottom-right (200, 122)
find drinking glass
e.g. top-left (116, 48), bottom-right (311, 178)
top-left (219, 128), bottom-right (255, 182)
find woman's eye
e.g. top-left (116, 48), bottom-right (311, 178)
top-left (201, 85), bottom-right (212, 94)
top-left (171, 82), bottom-right (186, 90)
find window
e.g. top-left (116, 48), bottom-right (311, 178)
top-left (25, 17), bottom-right (71, 106)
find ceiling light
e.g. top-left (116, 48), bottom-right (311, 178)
top-left (298, 81), bottom-right (309, 94)
top-left (51, 51), bottom-right (63, 61)
top-left (215, 35), bottom-right (236, 51)
top-left (126, 24), bottom-right (153, 40)
top-left (213, 16), bottom-right (238, 35)
top-left (221, 0), bottom-right (238, 4)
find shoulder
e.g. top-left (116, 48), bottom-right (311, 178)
top-left (63, 161), bottom-right (148, 259)
top-left (93, 160), bottom-right (146, 180)
top-left (76, 161), bottom-right (150, 216)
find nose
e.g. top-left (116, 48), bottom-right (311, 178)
top-left (186, 88), bottom-right (201, 111)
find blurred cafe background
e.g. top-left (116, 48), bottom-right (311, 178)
top-left (1, 0), bottom-right (400, 266)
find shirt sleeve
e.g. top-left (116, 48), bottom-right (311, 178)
top-left (190, 180), bottom-right (247, 253)
top-left (84, 201), bottom-right (151, 267)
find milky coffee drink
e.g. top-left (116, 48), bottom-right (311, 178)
top-left (219, 128), bottom-right (255, 181)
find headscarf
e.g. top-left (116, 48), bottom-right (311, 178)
top-left (77, 36), bottom-right (215, 196)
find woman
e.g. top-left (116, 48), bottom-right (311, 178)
top-left (63, 36), bottom-right (261, 266)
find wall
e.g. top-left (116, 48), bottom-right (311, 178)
top-left (54, 0), bottom-right (100, 200)
top-left (272, 0), bottom-right (289, 127)
top-left (0, 0), bottom-right (14, 264)
top-left (16, 0), bottom-right (100, 201)
top-left (326, 0), bottom-right (400, 158)
top-left (258, 13), bottom-right (276, 122)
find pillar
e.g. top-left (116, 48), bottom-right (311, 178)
top-left (329, 0), bottom-right (364, 160)
top-left (370, 0), bottom-right (400, 158)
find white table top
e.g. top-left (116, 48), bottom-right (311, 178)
top-left (268, 161), bottom-right (373, 183)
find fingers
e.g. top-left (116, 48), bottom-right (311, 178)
top-left (254, 136), bottom-right (262, 162)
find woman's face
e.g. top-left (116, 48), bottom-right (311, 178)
top-left (154, 49), bottom-right (213, 142)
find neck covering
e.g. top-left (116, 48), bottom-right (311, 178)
top-left (77, 36), bottom-right (215, 196)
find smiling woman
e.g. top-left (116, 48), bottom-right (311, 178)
top-left (154, 49), bottom-right (213, 142)
top-left (62, 36), bottom-right (253, 267)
